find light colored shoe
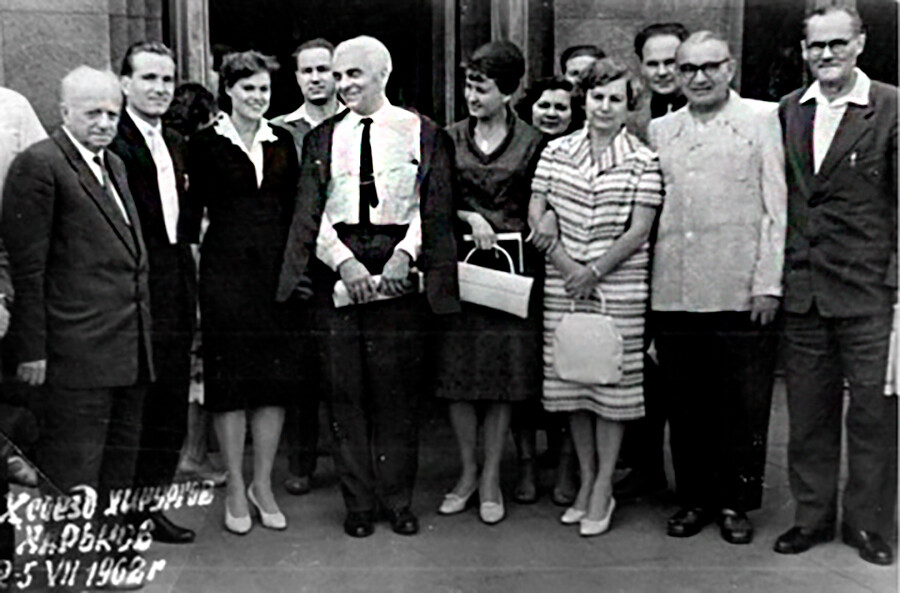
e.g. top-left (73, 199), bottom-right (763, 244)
top-left (247, 484), bottom-right (287, 530)
top-left (579, 497), bottom-right (616, 537)
top-left (479, 493), bottom-right (505, 525)
top-left (224, 498), bottom-right (251, 535)
top-left (438, 484), bottom-right (477, 515)
top-left (560, 507), bottom-right (586, 525)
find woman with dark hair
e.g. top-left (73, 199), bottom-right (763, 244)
top-left (186, 50), bottom-right (303, 534)
top-left (516, 76), bottom-right (584, 137)
top-left (163, 82), bottom-right (220, 138)
top-left (435, 41), bottom-right (544, 525)
top-left (511, 76), bottom-right (584, 505)
top-left (531, 57), bottom-right (663, 536)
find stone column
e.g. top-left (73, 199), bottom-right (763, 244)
top-left (0, 0), bottom-right (112, 128)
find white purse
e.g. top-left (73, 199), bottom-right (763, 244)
top-left (553, 289), bottom-right (623, 384)
top-left (457, 236), bottom-right (534, 319)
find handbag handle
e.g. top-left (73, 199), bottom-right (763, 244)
top-left (569, 286), bottom-right (607, 314)
top-left (463, 243), bottom-right (516, 274)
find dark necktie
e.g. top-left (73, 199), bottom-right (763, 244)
top-left (359, 117), bottom-right (378, 225)
top-left (93, 154), bottom-right (130, 225)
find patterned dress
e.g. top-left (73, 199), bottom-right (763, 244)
top-left (532, 127), bottom-right (663, 420)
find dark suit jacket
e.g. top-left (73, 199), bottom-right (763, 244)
top-left (108, 112), bottom-right (197, 348)
top-left (0, 128), bottom-right (154, 388)
top-left (779, 80), bottom-right (898, 317)
top-left (277, 109), bottom-right (461, 315)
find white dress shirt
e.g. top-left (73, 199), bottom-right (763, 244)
top-left (800, 68), bottom-right (871, 174)
top-left (127, 107), bottom-right (179, 244)
top-left (316, 102), bottom-right (422, 271)
top-left (62, 126), bottom-right (130, 224)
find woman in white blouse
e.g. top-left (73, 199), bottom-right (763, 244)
top-left (185, 51), bottom-right (306, 535)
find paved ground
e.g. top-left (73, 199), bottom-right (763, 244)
top-left (15, 380), bottom-right (899, 592)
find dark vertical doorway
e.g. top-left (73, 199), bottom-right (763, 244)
top-left (210, 0), bottom-right (434, 121)
top-left (741, 0), bottom-right (806, 101)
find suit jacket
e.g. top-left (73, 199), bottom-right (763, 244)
top-left (779, 80), bottom-right (898, 317)
top-left (277, 109), bottom-right (461, 315)
top-left (108, 112), bottom-right (197, 346)
top-left (0, 128), bottom-right (154, 388)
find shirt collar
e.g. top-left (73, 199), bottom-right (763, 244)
top-left (343, 99), bottom-right (393, 128)
top-left (126, 107), bottom-right (164, 145)
top-left (282, 103), bottom-right (314, 124)
top-left (62, 125), bottom-right (105, 165)
top-left (213, 114), bottom-right (279, 150)
top-left (800, 68), bottom-right (870, 107)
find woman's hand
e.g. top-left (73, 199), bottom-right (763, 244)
top-left (468, 212), bottom-right (497, 250)
top-left (564, 264), bottom-right (599, 300)
top-left (529, 210), bottom-right (559, 252)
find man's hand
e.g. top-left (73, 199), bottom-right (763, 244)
top-left (17, 360), bottom-right (46, 386)
top-left (528, 210), bottom-right (559, 252)
top-left (339, 258), bottom-right (376, 304)
top-left (379, 250), bottom-right (413, 297)
top-left (0, 303), bottom-right (10, 339)
top-left (469, 212), bottom-right (497, 250)
top-left (564, 264), bottom-right (598, 300)
top-left (750, 295), bottom-right (780, 326)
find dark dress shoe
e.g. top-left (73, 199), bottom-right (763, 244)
top-left (613, 470), bottom-right (667, 502)
top-left (284, 474), bottom-right (312, 496)
top-left (773, 526), bottom-right (834, 554)
top-left (718, 510), bottom-right (753, 544)
top-left (667, 508), bottom-right (714, 538)
top-left (387, 507), bottom-right (419, 536)
top-left (344, 511), bottom-right (375, 538)
top-left (149, 513), bottom-right (195, 544)
top-left (842, 525), bottom-right (894, 566)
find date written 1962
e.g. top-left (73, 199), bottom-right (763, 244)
top-left (0, 555), bottom-right (167, 590)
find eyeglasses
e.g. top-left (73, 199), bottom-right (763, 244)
top-left (804, 38), bottom-right (855, 57)
top-left (677, 58), bottom-right (730, 79)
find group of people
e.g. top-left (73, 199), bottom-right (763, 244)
top-left (0, 5), bottom-right (895, 586)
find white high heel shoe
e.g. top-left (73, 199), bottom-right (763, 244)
top-left (579, 497), bottom-right (616, 537)
top-left (247, 485), bottom-right (287, 530)
top-left (438, 483), bottom-right (478, 515)
top-left (560, 507), bottom-right (586, 525)
top-left (224, 497), bottom-right (251, 535)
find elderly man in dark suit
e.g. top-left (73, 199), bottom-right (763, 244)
top-left (773, 6), bottom-right (898, 566)
top-left (1, 66), bottom-right (153, 500)
top-left (278, 35), bottom-right (459, 539)
top-left (108, 41), bottom-right (197, 545)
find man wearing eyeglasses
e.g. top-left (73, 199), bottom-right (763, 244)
top-left (648, 31), bottom-right (786, 545)
top-left (773, 7), bottom-right (898, 566)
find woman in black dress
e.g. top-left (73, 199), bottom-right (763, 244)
top-left (186, 51), bottom-right (300, 534)
top-left (435, 41), bottom-right (544, 525)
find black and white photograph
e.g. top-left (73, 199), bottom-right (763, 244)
top-left (0, 0), bottom-right (897, 591)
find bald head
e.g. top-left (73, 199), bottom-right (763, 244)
top-left (60, 66), bottom-right (122, 152)
top-left (676, 31), bottom-right (732, 62)
top-left (332, 36), bottom-right (392, 115)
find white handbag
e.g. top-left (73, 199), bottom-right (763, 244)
top-left (457, 238), bottom-right (534, 319)
top-left (553, 289), bottom-right (623, 385)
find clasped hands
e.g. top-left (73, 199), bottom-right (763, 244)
top-left (339, 250), bottom-right (413, 304)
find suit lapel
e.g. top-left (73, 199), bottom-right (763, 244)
top-left (53, 130), bottom-right (138, 258)
top-left (817, 100), bottom-right (875, 179)
top-left (794, 100), bottom-right (817, 178)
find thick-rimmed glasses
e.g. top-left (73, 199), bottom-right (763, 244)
top-left (804, 37), bottom-right (856, 57)
top-left (677, 58), bottom-right (730, 80)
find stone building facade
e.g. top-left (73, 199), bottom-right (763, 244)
top-left (0, 0), bottom-right (893, 129)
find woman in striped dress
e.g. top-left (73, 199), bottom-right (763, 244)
top-left (530, 57), bottom-right (663, 536)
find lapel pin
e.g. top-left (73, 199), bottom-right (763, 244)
top-left (849, 152), bottom-right (857, 167)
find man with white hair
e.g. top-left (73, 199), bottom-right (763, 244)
top-left (1, 65), bottom-right (153, 498)
top-left (649, 31), bottom-right (786, 544)
top-left (278, 36), bottom-right (459, 538)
